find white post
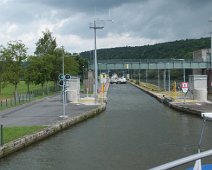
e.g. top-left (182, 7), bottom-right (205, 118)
top-left (139, 64), bottom-right (141, 84)
top-left (163, 69), bottom-right (166, 90)
top-left (168, 63), bottom-right (170, 93)
top-left (157, 64), bottom-right (160, 90)
top-left (94, 20), bottom-right (98, 103)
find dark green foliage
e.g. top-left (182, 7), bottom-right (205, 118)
top-left (34, 30), bottom-right (57, 56)
top-left (80, 37), bottom-right (210, 60)
top-left (0, 40), bottom-right (28, 96)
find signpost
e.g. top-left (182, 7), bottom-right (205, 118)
top-left (58, 74), bottom-right (71, 118)
top-left (181, 82), bottom-right (188, 103)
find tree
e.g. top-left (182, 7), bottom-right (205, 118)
top-left (0, 60), bottom-right (5, 95)
top-left (34, 29), bottom-right (57, 56)
top-left (49, 48), bottom-right (64, 89)
top-left (64, 54), bottom-right (79, 75)
top-left (73, 55), bottom-right (87, 79)
top-left (27, 55), bottom-right (53, 94)
top-left (0, 40), bottom-right (27, 97)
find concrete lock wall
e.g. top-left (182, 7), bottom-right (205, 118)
top-left (67, 78), bottom-right (80, 102)
top-left (189, 75), bottom-right (208, 102)
top-left (0, 104), bottom-right (106, 158)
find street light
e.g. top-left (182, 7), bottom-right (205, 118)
top-left (90, 19), bottom-right (113, 103)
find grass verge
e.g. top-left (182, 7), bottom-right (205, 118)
top-left (3, 126), bottom-right (46, 144)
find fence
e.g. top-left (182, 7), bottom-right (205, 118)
top-left (0, 86), bottom-right (58, 110)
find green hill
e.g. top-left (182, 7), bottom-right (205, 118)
top-left (80, 37), bottom-right (210, 60)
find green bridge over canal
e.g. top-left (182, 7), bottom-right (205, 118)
top-left (90, 59), bottom-right (210, 70)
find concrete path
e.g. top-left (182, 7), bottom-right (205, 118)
top-left (170, 101), bottom-right (212, 115)
top-left (0, 95), bottom-right (99, 127)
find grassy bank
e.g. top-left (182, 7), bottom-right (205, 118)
top-left (2, 126), bottom-right (46, 144)
top-left (0, 81), bottom-right (55, 100)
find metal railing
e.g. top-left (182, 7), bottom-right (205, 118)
top-left (89, 58), bottom-right (210, 70)
top-left (149, 149), bottom-right (212, 170)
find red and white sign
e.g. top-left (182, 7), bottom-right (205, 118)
top-left (181, 82), bottom-right (188, 93)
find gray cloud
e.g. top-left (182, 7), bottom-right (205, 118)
top-left (0, 0), bottom-right (211, 52)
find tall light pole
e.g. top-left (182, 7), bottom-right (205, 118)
top-left (90, 20), bottom-right (103, 103)
top-left (90, 19), bottom-right (112, 103)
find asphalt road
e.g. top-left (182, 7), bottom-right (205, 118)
top-left (0, 95), bottom-right (98, 127)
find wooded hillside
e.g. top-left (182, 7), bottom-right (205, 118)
top-left (80, 37), bottom-right (210, 60)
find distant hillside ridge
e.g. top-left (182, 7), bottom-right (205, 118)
top-left (80, 37), bottom-right (210, 60)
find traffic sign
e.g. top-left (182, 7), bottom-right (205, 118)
top-left (59, 80), bottom-right (64, 86)
top-left (65, 74), bottom-right (71, 80)
top-left (181, 82), bottom-right (188, 93)
top-left (58, 74), bottom-right (64, 80)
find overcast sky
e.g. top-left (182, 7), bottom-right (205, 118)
top-left (0, 0), bottom-right (211, 54)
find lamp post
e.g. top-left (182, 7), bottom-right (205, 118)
top-left (90, 19), bottom-right (113, 103)
top-left (90, 20), bottom-right (103, 103)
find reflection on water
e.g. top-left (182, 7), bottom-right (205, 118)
top-left (0, 84), bottom-right (211, 170)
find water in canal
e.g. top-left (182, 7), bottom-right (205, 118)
top-left (0, 84), bottom-right (212, 170)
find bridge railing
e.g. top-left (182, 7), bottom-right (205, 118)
top-left (89, 58), bottom-right (210, 70)
top-left (95, 58), bottom-right (210, 64)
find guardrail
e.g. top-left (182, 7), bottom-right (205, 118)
top-left (149, 149), bottom-right (212, 170)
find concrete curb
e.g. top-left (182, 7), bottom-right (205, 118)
top-left (129, 81), bottom-right (165, 103)
top-left (129, 81), bottom-right (202, 116)
top-left (0, 103), bottom-right (106, 158)
top-left (169, 103), bottom-right (201, 115)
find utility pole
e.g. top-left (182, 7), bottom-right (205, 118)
top-left (89, 19), bottom-right (113, 103)
top-left (90, 20), bottom-right (103, 103)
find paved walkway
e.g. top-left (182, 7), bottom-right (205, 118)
top-left (171, 101), bottom-right (212, 115)
top-left (129, 81), bottom-right (212, 116)
top-left (0, 95), bottom-right (99, 127)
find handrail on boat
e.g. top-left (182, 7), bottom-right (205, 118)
top-left (149, 149), bottom-right (212, 170)
top-left (150, 112), bottom-right (212, 170)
